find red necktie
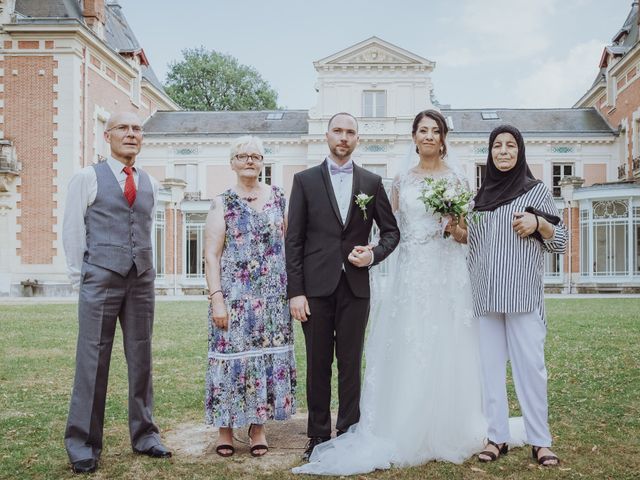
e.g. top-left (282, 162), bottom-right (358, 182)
top-left (123, 166), bottom-right (137, 207)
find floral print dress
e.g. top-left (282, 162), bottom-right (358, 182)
top-left (205, 186), bottom-right (296, 428)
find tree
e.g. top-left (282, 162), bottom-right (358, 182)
top-left (164, 47), bottom-right (279, 111)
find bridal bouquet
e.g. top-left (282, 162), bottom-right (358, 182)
top-left (418, 177), bottom-right (476, 237)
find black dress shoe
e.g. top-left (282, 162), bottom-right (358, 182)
top-left (71, 458), bottom-right (97, 474)
top-left (302, 436), bottom-right (330, 461)
top-left (133, 444), bottom-right (172, 458)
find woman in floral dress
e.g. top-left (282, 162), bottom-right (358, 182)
top-left (204, 135), bottom-right (296, 457)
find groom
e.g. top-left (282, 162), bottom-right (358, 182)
top-left (286, 112), bottom-right (399, 460)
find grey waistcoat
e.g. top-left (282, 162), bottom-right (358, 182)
top-left (83, 160), bottom-right (154, 277)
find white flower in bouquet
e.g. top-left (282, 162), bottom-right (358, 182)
top-left (443, 188), bottom-right (457, 201)
top-left (417, 177), bottom-right (477, 237)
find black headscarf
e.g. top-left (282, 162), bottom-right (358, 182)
top-left (473, 124), bottom-right (541, 212)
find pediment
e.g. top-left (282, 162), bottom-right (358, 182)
top-left (335, 44), bottom-right (415, 65)
top-left (315, 36), bottom-right (435, 68)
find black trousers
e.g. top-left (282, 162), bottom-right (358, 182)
top-left (302, 272), bottom-right (370, 438)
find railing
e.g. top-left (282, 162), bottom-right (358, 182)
top-left (633, 157), bottom-right (640, 174)
top-left (617, 164), bottom-right (626, 179)
top-left (183, 191), bottom-right (202, 201)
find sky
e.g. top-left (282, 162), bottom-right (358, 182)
top-left (118, 0), bottom-right (634, 110)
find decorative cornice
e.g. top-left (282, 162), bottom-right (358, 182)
top-left (316, 63), bottom-right (431, 73)
top-left (449, 137), bottom-right (615, 145)
top-left (144, 138), bottom-right (307, 148)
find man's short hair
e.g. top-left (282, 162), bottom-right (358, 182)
top-left (327, 112), bottom-right (358, 132)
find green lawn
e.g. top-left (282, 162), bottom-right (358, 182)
top-left (0, 299), bottom-right (639, 479)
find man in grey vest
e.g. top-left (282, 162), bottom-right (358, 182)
top-left (62, 111), bottom-right (171, 474)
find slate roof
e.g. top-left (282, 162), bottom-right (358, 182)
top-left (441, 109), bottom-right (616, 137)
top-left (143, 111), bottom-right (310, 137)
top-left (590, 4), bottom-right (640, 88)
top-left (143, 108), bottom-right (615, 138)
top-left (140, 65), bottom-right (164, 91)
top-left (104, 2), bottom-right (139, 51)
top-left (14, 0), bottom-right (166, 93)
top-left (14, 0), bottom-right (82, 18)
top-left (614, 4), bottom-right (639, 48)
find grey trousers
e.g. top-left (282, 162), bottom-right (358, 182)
top-left (64, 263), bottom-right (161, 462)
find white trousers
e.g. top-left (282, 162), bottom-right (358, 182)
top-left (478, 311), bottom-right (552, 447)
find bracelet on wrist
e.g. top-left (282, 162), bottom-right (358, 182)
top-left (208, 289), bottom-right (223, 299)
top-left (534, 215), bottom-right (540, 232)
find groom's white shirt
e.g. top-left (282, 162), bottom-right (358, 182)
top-left (326, 156), bottom-right (352, 223)
top-left (325, 156), bottom-right (374, 266)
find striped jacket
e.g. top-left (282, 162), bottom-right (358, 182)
top-left (467, 183), bottom-right (567, 321)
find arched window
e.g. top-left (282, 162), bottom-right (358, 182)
top-left (580, 198), bottom-right (640, 278)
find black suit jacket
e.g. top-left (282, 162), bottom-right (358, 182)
top-left (286, 160), bottom-right (400, 299)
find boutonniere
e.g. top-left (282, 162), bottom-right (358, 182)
top-left (354, 192), bottom-right (374, 220)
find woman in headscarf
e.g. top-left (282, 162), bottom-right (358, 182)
top-left (466, 124), bottom-right (566, 466)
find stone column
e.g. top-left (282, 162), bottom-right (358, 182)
top-left (560, 176), bottom-right (584, 293)
top-left (162, 178), bottom-right (186, 296)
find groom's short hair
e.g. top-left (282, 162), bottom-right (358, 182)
top-left (327, 112), bottom-right (358, 132)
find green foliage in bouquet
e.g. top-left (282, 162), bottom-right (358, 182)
top-left (418, 177), bottom-right (476, 220)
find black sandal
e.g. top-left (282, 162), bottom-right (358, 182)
top-left (478, 440), bottom-right (508, 462)
top-left (248, 424), bottom-right (269, 457)
top-left (532, 446), bottom-right (560, 466)
top-left (215, 444), bottom-right (235, 457)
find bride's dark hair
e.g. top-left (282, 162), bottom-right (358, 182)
top-left (412, 109), bottom-right (449, 158)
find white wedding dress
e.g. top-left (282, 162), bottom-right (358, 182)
top-left (293, 170), bottom-right (523, 476)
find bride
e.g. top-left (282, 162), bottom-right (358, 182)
top-left (293, 109), bottom-right (494, 475)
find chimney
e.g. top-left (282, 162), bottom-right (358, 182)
top-left (83, 0), bottom-right (106, 39)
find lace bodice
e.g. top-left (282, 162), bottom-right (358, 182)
top-left (392, 169), bottom-right (468, 243)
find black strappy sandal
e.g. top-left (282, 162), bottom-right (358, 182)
top-left (215, 444), bottom-right (235, 457)
top-left (532, 446), bottom-right (560, 466)
top-left (248, 424), bottom-right (269, 457)
top-left (478, 440), bottom-right (508, 462)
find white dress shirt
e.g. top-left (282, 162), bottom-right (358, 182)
top-left (325, 157), bottom-right (374, 266)
top-left (326, 156), bottom-right (353, 223)
top-left (62, 157), bottom-right (159, 289)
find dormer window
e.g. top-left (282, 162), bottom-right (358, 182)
top-left (481, 111), bottom-right (500, 120)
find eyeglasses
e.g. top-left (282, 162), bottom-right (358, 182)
top-left (234, 154), bottom-right (264, 163)
top-left (107, 124), bottom-right (144, 135)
